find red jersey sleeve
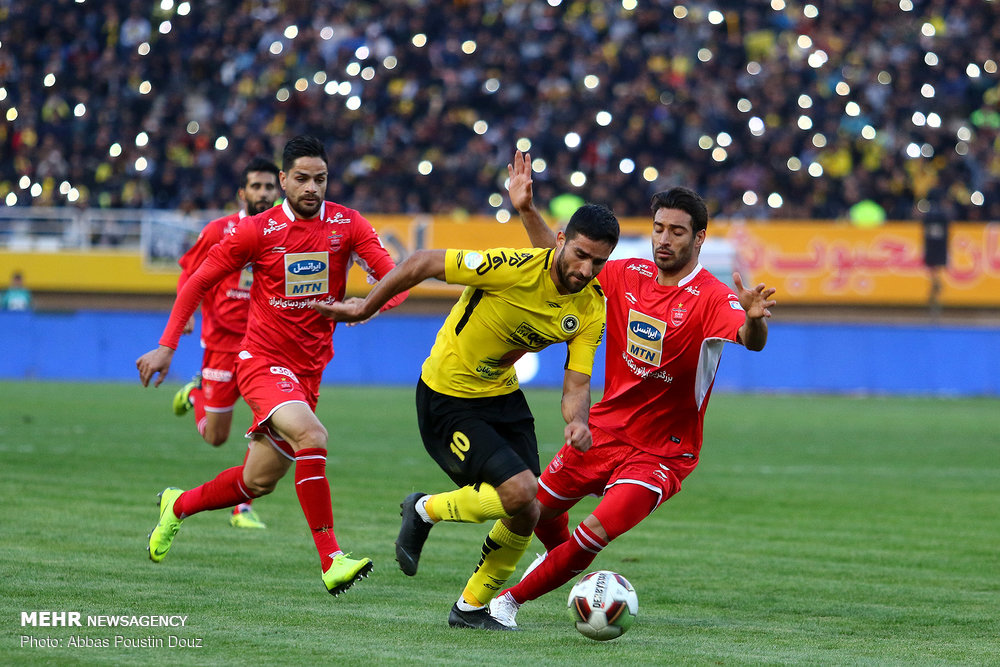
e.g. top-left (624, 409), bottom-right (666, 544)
top-left (703, 283), bottom-right (746, 342)
top-left (177, 220), bottom-right (224, 292)
top-left (350, 214), bottom-right (408, 311)
top-left (160, 220), bottom-right (257, 350)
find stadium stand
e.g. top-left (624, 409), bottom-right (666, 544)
top-left (0, 0), bottom-right (997, 221)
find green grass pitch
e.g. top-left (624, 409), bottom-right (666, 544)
top-left (1, 381), bottom-right (998, 665)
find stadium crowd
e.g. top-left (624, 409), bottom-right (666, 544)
top-left (1, 0), bottom-right (997, 221)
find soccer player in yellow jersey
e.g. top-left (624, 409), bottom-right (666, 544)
top-left (313, 203), bottom-right (619, 629)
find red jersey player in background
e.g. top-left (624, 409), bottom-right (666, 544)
top-left (137, 135), bottom-right (406, 597)
top-left (489, 151), bottom-right (777, 628)
top-left (172, 156), bottom-right (279, 530)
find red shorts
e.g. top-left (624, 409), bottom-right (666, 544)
top-left (537, 427), bottom-right (695, 512)
top-left (199, 348), bottom-right (241, 411)
top-left (235, 352), bottom-right (321, 458)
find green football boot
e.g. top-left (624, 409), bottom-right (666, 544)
top-left (148, 487), bottom-right (184, 563)
top-left (230, 503), bottom-right (266, 529)
top-left (322, 553), bottom-right (373, 596)
top-left (171, 375), bottom-right (201, 416)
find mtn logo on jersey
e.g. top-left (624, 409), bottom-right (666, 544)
top-left (629, 320), bottom-right (662, 342)
top-left (284, 252), bottom-right (329, 297)
top-left (509, 322), bottom-right (556, 351)
top-left (237, 265), bottom-right (253, 292)
top-left (626, 309), bottom-right (666, 365)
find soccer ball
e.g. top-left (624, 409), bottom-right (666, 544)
top-left (567, 570), bottom-right (638, 641)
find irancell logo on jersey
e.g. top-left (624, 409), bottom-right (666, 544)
top-left (626, 309), bottom-right (666, 365)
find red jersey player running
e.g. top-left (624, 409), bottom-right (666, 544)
top-left (489, 151), bottom-right (777, 627)
top-left (137, 135), bottom-right (406, 596)
top-left (172, 156), bottom-right (280, 530)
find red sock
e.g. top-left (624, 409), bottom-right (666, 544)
top-left (173, 466), bottom-right (255, 519)
top-left (190, 387), bottom-right (207, 437)
top-left (294, 448), bottom-right (340, 570)
top-left (506, 523), bottom-right (607, 604)
top-left (534, 511), bottom-right (571, 551)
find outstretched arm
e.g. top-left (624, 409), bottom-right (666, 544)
top-left (312, 249), bottom-right (447, 323)
top-left (137, 256), bottom-right (230, 387)
top-left (560, 369), bottom-right (593, 453)
top-left (733, 272), bottom-right (776, 352)
top-left (508, 150), bottom-right (558, 249)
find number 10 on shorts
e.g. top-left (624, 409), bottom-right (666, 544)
top-left (450, 431), bottom-right (471, 461)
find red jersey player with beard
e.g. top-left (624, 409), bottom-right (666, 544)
top-left (137, 136), bottom-right (406, 597)
top-left (171, 157), bottom-right (279, 530)
top-left (489, 152), bottom-right (777, 628)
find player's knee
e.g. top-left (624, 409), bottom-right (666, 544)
top-left (582, 514), bottom-right (611, 542)
top-left (203, 430), bottom-right (228, 447)
top-left (498, 473), bottom-right (538, 515)
top-left (288, 422), bottom-right (328, 451)
top-left (537, 500), bottom-right (564, 524)
top-left (243, 470), bottom-right (281, 497)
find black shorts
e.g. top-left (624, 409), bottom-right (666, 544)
top-left (415, 378), bottom-right (539, 488)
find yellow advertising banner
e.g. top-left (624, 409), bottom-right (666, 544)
top-left (717, 221), bottom-right (1000, 306)
top-left (2, 216), bottom-right (998, 306)
top-left (362, 217), bottom-right (1000, 306)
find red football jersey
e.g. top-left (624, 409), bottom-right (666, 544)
top-left (589, 259), bottom-right (746, 460)
top-left (161, 201), bottom-right (404, 375)
top-left (177, 211), bottom-right (251, 353)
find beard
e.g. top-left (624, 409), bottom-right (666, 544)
top-left (653, 239), bottom-right (695, 274)
top-left (554, 247), bottom-right (588, 294)
top-left (247, 200), bottom-right (272, 216)
top-left (290, 195), bottom-right (322, 219)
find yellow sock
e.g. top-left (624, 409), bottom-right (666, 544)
top-left (461, 520), bottom-right (532, 607)
top-left (425, 484), bottom-right (509, 523)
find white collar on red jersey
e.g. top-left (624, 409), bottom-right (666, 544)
top-left (282, 200), bottom-right (326, 221)
top-left (676, 263), bottom-right (704, 287)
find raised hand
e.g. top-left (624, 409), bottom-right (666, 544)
top-left (507, 150), bottom-right (534, 213)
top-left (733, 272), bottom-right (776, 320)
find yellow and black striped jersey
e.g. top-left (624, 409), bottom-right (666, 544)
top-left (420, 247), bottom-right (606, 398)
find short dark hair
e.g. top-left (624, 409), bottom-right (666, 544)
top-left (282, 135), bottom-right (328, 171)
top-left (241, 156), bottom-right (279, 188)
top-left (565, 203), bottom-right (619, 247)
top-left (650, 187), bottom-right (708, 234)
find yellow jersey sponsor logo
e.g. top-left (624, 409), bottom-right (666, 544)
top-left (475, 249), bottom-right (534, 275)
top-left (509, 322), bottom-right (556, 350)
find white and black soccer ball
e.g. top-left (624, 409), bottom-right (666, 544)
top-left (567, 570), bottom-right (638, 641)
